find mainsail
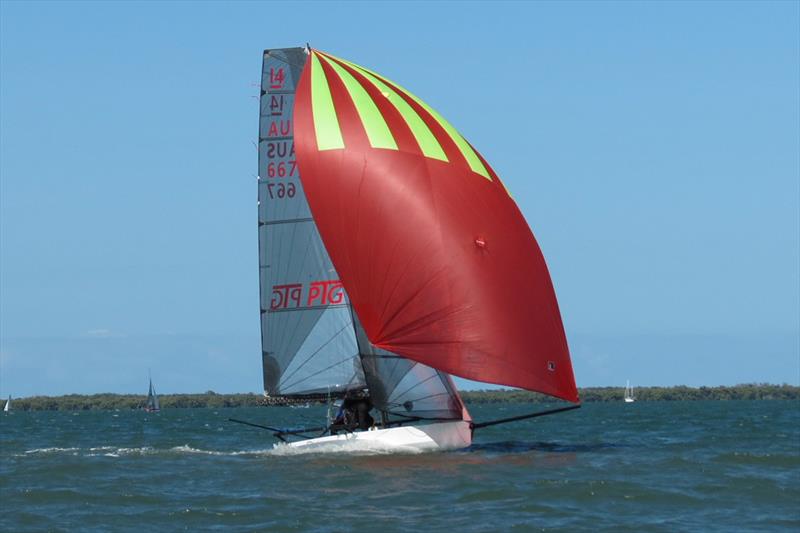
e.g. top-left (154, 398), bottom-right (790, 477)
top-left (258, 48), bottom-right (365, 397)
top-left (293, 50), bottom-right (579, 403)
top-left (259, 49), bottom-right (465, 421)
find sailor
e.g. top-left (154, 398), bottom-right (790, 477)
top-left (331, 400), bottom-right (351, 428)
top-left (332, 397), bottom-right (374, 431)
top-left (354, 399), bottom-right (374, 430)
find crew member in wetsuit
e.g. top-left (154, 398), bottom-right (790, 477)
top-left (354, 399), bottom-right (374, 430)
top-left (332, 397), bottom-right (374, 432)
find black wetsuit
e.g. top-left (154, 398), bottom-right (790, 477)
top-left (333, 398), bottom-right (374, 431)
top-left (354, 400), bottom-right (374, 430)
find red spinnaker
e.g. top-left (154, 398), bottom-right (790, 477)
top-left (294, 50), bottom-right (578, 402)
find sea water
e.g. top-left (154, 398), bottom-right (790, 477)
top-left (1, 401), bottom-right (798, 532)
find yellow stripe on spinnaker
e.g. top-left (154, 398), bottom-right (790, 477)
top-left (330, 54), bottom-right (448, 162)
top-left (310, 53), bottom-right (344, 150)
top-left (335, 56), bottom-right (491, 180)
top-left (317, 54), bottom-right (397, 150)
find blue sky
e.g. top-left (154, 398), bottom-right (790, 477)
top-left (1, 1), bottom-right (798, 396)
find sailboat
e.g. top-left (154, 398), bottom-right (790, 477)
top-left (624, 380), bottom-right (635, 403)
top-left (144, 376), bottom-right (160, 412)
top-left (252, 47), bottom-right (579, 452)
top-left (3, 395), bottom-right (11, 413)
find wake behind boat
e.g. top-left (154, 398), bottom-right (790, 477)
top-left (246, 47), bottom-right (580, 452)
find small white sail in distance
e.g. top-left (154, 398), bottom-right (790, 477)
top-left (624, 380), bottom-right (635, 403)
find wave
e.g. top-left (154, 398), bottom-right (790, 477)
top-left (23, 447), bottom-right (80, 455)
top-left (167, 445), bottom-right (274, 457)
top-left (86, 446), bottom-right (156, 457)
top-left (16, 445), bottom-right (274, 458)
top-left (466, 441), bottom-right (628, 454)
top-left (17, 440), bottom-right (624, 459)
top-left (713, 451), bottom-right (800, 468)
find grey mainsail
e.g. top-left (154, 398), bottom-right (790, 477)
top-left (259, 48), bottom-right (365, 396)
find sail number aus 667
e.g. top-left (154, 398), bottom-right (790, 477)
top-left (266, 161), bottom-right (297, 178)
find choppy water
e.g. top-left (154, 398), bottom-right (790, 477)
top-left (1, 401), bottom-right (798, 532)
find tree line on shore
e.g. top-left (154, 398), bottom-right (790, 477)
top-left (461, 383), bottom-right (799, 404)
top-left (5, 384), bottom-right (797, 411)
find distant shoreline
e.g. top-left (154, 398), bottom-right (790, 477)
top-left (4, 384), bottom-right (797, 411)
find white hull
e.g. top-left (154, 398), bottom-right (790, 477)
top-left (276, 420), bottom-right (472, 453)
top-left (624, 398), bottom-right (635, 403)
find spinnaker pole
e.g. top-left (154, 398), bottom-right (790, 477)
top-left (470, 404), bottom-right (581, 430)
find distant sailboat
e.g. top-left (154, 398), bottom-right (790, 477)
top-left (3, 396), bottom-right (11, 413)
top-left (144, 376), bottom-right (160, 412)
top-left (624, 380), bottom-right (636, 403)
